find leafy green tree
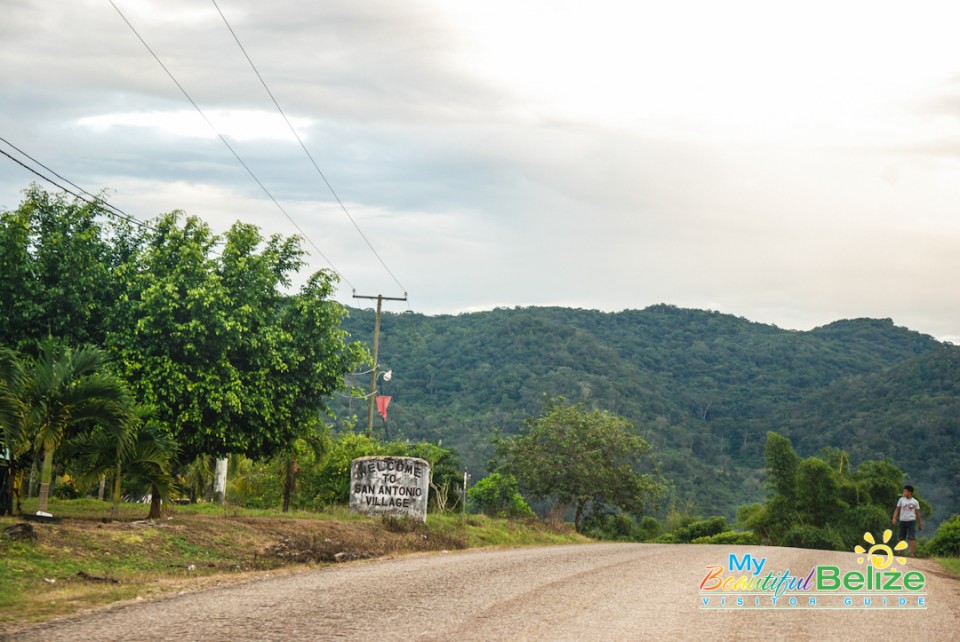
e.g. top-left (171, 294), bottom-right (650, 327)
top-left (0, 187), bottom-right (117, 349)
top-left (795, 457), bottom-right (846, 525)
top-left (109, 214), bottom-right (365, 465)
top-left (751, 432), bottom-right (914, 550)
top-left (494, 397), bottom-right (663, 531)
top-left (0, 346), bottom-right (29, 515)
top-left (849, 459), bottom-right (903, 507)
top-left (0, 211), bottom-right (35, 349)
top-left (107, 212), bottom-right (241, 463)
top-left (468, 473), bottom-right (534, 518)
top-left (765, 432), bottom-right (799, 501)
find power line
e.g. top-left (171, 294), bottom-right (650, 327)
top-left (211, 0), bottom-right (407, 298)
top-left (107, 0), bottom-right (354, 290)
top-left (0, 139), bottom-right (155, 232)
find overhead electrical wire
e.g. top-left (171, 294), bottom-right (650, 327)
top-left (107, 0), bottom-right (354, 290)
top-left (211, 0), bottom-right (408, 298)
top-left (0, 137), bottom-right (156, 233)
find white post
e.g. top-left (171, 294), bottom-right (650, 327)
top-left (213, 457), bottom-right (228, 505)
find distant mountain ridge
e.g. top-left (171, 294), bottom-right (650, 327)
top-left (335, 304), bottom-right (957, 527)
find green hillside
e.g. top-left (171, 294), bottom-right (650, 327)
top-left (784, 345), bottom-right (960, 524)
top-left (337, 305), bottom-right (955, 525)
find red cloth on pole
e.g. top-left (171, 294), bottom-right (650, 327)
top-left (376, 395), bottom-right (392, 420)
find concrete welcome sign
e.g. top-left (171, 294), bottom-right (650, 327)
top-left (349, 456), bottom-right (430, 522)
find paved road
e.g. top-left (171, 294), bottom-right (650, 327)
top-left (7, 543), bottom-right (960, 641)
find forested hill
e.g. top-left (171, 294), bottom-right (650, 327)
top-left (335, 304), bottom-right (956, 524)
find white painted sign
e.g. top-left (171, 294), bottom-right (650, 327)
top-left (349, 456), bottom-right (430, 522)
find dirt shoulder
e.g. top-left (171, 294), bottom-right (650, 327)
top-left (0, 509), bottom-right (584, 633)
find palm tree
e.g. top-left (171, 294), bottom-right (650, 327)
top-left (21, 340), bottom-right (131, 515)
top-left (179, 454), bottom-right (216, 503)
top-left (67, 404), bottom-right (178, 519)
top-left (279, 422), bottom-right (332, 513)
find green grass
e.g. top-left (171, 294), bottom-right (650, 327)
top-left (428, 513), bottom-right (586, 547)
top-left (935, 557), bottom-right (960, 577)
top-left (0, 500), bottom-right (586, 633)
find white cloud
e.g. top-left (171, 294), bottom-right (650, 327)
top-left (78, 110), bottom-right (312, 142)
top-left (2, 0), bottom-right (960, 342)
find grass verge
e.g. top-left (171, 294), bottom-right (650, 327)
top-left (0, 498), bottom-right (587, 633)
top-left (936, 557), bottom-right (960, 577)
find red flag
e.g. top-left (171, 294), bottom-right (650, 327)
top-left (376, 395), bottom-right (392, 420)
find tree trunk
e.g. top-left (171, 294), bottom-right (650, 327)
top-left (111, 467), bottom-right (122, 521)
top-left (14, 468), bottom-right (23, 514)
top-left (148, 483), bottom-right (162, 519)
top-left (0, 464), bottom-right (12, 516)
top-left (27, 460), bottom-right (37, 499)
top-left (98, 475), bottom-right (106, 501)
top-left (282, 454), bottom-right (298, 513)
top-left (574, 498), bottom-right (588, 533)
top-left (36, 447), bottom-right (55, 514)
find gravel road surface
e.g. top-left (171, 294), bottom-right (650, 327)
top-left (7, 543), bottom-right (960, 641)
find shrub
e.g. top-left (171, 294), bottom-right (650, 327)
top-left (838, 504), bottom-right (891, 549)
top-left (583, 512), bottom-right (641, 541)
top-left (651, 532), bottom-right (679, 544)
top-left (781, 525), bottom-right (845, 551)
top-left (672, 516), bottom-right (728, 543)
top-left (53, 476), bottom-right (81, 500)
top-left (468, 473), bottom-right (534, 518)
top-left (637, 516), bottom-right (663, 541)
top-left (693, 530), bottom-right (757, 545)
top-left (928, 515), bottom-right (960, 557)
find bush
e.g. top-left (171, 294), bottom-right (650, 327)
top-left (693, 530), bottom-right (757, 545)
top-left (53, 476), bottom-right (81, 500)
top-left (781, 525), bottom-right (845, 551)
top-left (583, 512), bottom-right (642, 541)
top-left (838, 504), bottom-right (891, 549)
top-left (928, 515), bottom-right (960, 556)
top-left (637, 516), bottom-right (663, 541)
top-left (672, 516), bottom-right (728, 543)
top-left (468, 473), bottom-right (534, 518)
top-left (651, 532), bottom-right (679, 544)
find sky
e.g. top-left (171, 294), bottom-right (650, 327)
top-left (1, 0), bottom-right (958, 343)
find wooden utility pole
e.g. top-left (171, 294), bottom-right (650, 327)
top-left (353, 292), bottom-right (407, 437)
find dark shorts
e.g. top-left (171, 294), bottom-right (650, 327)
top-left (898, 520), bottom-right (917, 541)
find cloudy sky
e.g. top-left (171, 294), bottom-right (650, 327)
top-left (2, 0), bottom-right (958, 342)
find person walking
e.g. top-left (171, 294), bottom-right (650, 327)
top-left (892, 485), bottom-right (923, 556)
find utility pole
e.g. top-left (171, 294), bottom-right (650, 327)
top-left (353, 292), bottom-right (407, 437)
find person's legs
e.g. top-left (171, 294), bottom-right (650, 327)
top-left (902, 521), bottom-right (917, 556)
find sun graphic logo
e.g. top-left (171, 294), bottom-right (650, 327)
top-left (855, 529), bottom-right (908, 569)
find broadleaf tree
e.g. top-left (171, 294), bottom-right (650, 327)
top-left (0, 186), bottom-right (117, 349)
top-left (107, 212), bottom-right (366, 464)
top-left (494, 397), bottom-right (664, 531)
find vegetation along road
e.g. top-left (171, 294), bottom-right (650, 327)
top-left (8, 543), bottom-right (960, 641)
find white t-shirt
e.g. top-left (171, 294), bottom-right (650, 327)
top-left (897, 496), bottom-right (920, 522)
